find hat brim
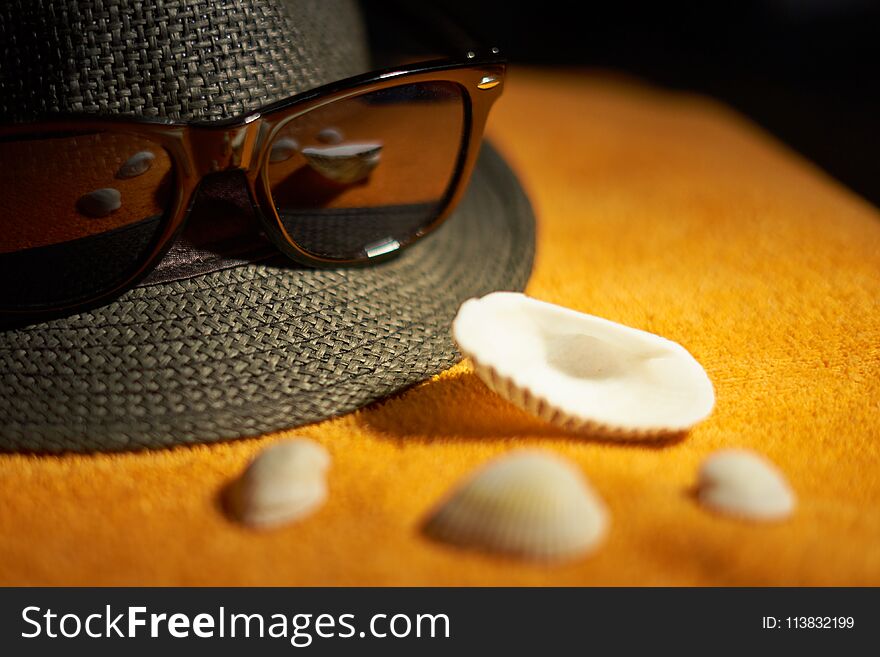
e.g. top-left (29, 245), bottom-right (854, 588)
top-left (0, 143), bottom-right (535, 452)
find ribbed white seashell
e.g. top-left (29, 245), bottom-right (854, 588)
top-left (230, 438), bottom-right (330, 529)
top-left (697, 449), bottom-right (795, 521)
top-left (317, 126), bottom-right (344, 144)
top-left (269, 137), bottom-right (300, 163)
top-left (453, 292), bottom-right (715, 438)
top-left (115, 150), bottom-right (156, 179)
top-left (76, 188), bottom-right (121, 218)
top-left (302, 142), bottom-right (382, 184)
top-left (423, 450), bottom-right (608, 561)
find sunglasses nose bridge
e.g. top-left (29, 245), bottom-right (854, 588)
top-left (187, 120), bottom-right (263, 177)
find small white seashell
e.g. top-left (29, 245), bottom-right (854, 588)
top-left (269, 137), bottom-right (300, 163)
top-left (423, 450), bottom-right (608, 561)
top-left (697, 449), bottom-right (795, 521)
top-left (453, 292), bottom-right (715, 438)
top-left (115, 150), bottom-right (156, 179)
top-left (301, 142), bottom-right (382, 184)
top-left (76, 188), bottom-right (122, 218)
top-left (229, 438), bottom-right (330, 529)
top-left (317, 126), bottom-right (344, 144)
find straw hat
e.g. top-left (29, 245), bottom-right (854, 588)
top-left (0, 0), bottom-right (534, 451)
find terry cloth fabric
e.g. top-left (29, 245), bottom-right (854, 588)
top-left (1, 68), bottom-right (879, 585)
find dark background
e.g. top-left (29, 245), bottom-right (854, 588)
top-left (363, 0), bottom-right (879, 207)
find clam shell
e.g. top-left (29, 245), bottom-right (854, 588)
top-left (229, 438), bottom-right (330, 529)
top-left (76, 188), bottom-right (121, 218)
top-left (301, 142), bottom-right (382, 184)
top-left (453, 292), bottom-right (715, 438)
top-left (697, 449), bottom-right (795, 521)
top-left (115, 150), bottom-right (156, 179)
top-left (269, 137), bottom-right (300, 163)
top-left (423, 450), bottom-right (608, 561)
top-left (317, 126), bottom-right (344, 144)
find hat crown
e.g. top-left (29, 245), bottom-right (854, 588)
top-left (0, 0), bottom-right (369, 122)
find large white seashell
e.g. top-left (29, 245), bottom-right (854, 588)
top-left (76, 188), bottom-right (122, 218)
top-left (229, 438), bottom-right (330, 529)
top-left (697, 449), bottom-right (795, 521)
top-left (269, 137), bottom-right (300, 163)
top-left (301, 142), bottom-right (382, 184)
top-left (115, 150), bottom-right (156, 179)
top-left (453, 292), bottom-right (715, 438)
top-left (317, 126), bottom-right (344, 144)
top-left (423, 450), bottom-right (608, 561)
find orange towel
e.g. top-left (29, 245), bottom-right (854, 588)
top-left (1, 68), bottom-right (878, 586)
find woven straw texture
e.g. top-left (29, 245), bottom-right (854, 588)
top-left (2, 70), bottom-right (877, 586)
top-left (0, 143), bottom-right (535, 452)
top-left (0, 0), bottom-right (537, 450)
top-left (0, 0), bottom-right (369, 121)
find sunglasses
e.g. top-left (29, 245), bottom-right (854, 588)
top-left (0, 53), bottom-right (505, 319)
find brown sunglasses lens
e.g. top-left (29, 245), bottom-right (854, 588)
top-left (266, 81), bottom-right (466, 261)
top-left (0, 132), bottom-right (173, 310)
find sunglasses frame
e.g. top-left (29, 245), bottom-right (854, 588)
top-left (0, 52), bottom-right (506, 320)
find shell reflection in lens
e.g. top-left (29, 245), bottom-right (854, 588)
top-left (0, 131), bottom-right (173, 310)
top-left (267, 81), bottom-right (465, 261)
